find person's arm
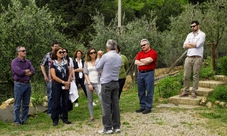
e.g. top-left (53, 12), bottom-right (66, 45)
top-left (11, 59), bottom-right (26, 76)
top-left (140, 57), bottom-right (153, 65)
top-left (135, 60), bottom-right (145, 66)
top-left (195, 32), bottom-right (206, 48)
top-left (50, 68), bottom-right (69, 87)
top-left (40, 54), bottom-right (49, 81)
top-left (95, 51), bottom-right (105, 71)
top-left (26, 60), bottom-right (35, 76)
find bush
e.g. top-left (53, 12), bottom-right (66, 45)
top-left (156, 74), bottom-right (183, 98)
top-left (220, 56), bottom-right (227, 76)
top-left (209, 85), bottom-right (227, 103)
top-left (200, 56), bottom-right (215, 79)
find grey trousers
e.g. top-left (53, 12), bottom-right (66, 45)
top-left (183, 57), bottom-right (203, 93)
top-left (101, 81), bottom-right (121, 130)
top-left (85, 83), bottom-right (102, 117)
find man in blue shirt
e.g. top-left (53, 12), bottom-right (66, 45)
top-left (96, 39), bottom-right (122, 134)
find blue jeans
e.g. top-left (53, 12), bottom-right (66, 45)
top-left (46, 81), bottom-right (52, 114)
top-left (101, 81), bottom-right (120, 130)
top-left (137, 71), bottom-right (154, 110)
top-left (14, 81), bottom-right (31, 123)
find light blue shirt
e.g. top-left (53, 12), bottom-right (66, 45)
top-left (183, 29), bottom-right (206, 57)
top-left (95, 50), bottom-right (122, 84)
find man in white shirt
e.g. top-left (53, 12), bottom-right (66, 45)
top-left (179, 20), bottom-right (206, 98)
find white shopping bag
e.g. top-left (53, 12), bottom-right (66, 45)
top-left (69, 81), bottom-right (79, 103)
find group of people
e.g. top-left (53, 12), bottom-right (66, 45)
top-left (10, 20), bottom-right (205, 134)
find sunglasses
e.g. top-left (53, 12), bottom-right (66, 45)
top-left (190, 25), bottom-right (197, 28)
top-left (19, 50), bottom-right (26, 52)
top-left (90, 51), bottom-right (96, 55)
top-left (141, 44), bottom-right (146, 47)
top-left (58, 51), bottom-right (64, 54)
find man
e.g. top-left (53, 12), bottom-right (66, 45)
top-left (40, 41), bottom-right (59, 116)
top-left (179, 20), bottom-right (206, 98)
top-left (135, 38), bottom-right (157, 114)
top-left (96, 39), bottom-right (122, 134)
top-left (11, 46), bottom-right (35, 126)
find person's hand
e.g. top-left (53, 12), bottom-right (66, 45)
top-left (65, 85), bottom-right (69, 90)
top-left (88, 84), bottom-right (93, 91)
top-left (64, 81), bottom-right (70, 87)
top-left (43, 75), bottom-right (48, 82)
top-left (97, 50), bottom-right (104, 58)
top-left (25, 69), bottom-right (32, 76)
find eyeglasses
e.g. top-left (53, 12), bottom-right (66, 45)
top-left (58, 51), bottom-right (64, 54)
top-left (19, 50), bottom-right (26, 52)
top-left (141, 44), bottom-right (146, 47)
top-left (190, 25), bottom-right (197, 28)
top-left (90, 51), bottom-right (96, 55)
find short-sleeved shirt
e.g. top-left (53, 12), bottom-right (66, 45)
top-left (50, 59), bottom-right (69, 84)
top-left (84, 61), bottom-right (99, 84)
top-left (135, 49), bottom-right (158, 71)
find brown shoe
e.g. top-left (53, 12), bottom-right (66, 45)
top-left (191, 92), bottom-right (197, 98)
top-left (179, 91), bottom-right (188, 97)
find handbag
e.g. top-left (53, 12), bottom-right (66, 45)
top-left (69, 80), bottom-right (79, 103)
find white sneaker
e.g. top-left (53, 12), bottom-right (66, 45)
top-left (75, 103), bottom-right (79, 107)
top-left (114, 128), bottom-right (121, 133)
top-left (93, 102), bottom-right (97, 106)
top-left (98, 129), bottom-right (113, 134)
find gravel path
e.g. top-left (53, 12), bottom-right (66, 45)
top-left (20, 105), bottom-right (224, 136)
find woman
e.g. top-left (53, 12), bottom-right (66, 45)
top-left (50, 47), bottom-right (72, 126)
top-left (73, 50), bottom-right (87, 107)
top-left (62, 48), bottom-right (75, 111)
top-left (116, 45), bottom-right (129, 98)
top-left (84, 47), bottom-right (102, 121)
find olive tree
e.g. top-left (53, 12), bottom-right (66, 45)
top-left (0, 0), bottom-right (78, 87)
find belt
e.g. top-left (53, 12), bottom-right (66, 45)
top-left (187, 56), bottom-right (201, 58)
top-left (110, 80), bottom-right (118, 82)
top-left (139, 69), bottom-right (154, 73)
top-left (14, 80), bottom-right (30, 84)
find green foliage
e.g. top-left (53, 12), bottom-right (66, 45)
top-left (209, 85), bottom-right (227, 103)
top-left (200, 56), bottom-right (215, 79)
top-left (90, 11), bottom-right (167, 67)
top-left (220, 56), bottom-right (227, 76)
top-left (0, 0), bottom-right (76, 84)
top-left (156, 74), bottom-right (183, 98)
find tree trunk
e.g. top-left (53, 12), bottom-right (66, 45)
top-left (211, 43), bottom-right (215, 70)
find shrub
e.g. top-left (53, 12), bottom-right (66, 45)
top-left (209, 85), bottom-right (227, 103)
top-left (220, 56), bottom-right (227, 76)
top-left (200, 56), bottom-right (215, 79)
top-left (156, 74), bottom-right (183, 98)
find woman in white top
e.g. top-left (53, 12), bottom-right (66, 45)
top-left (84, 47), bottom-right (102, 121)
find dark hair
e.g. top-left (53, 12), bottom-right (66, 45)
top-left (116, 44), bottom-right (121, 53)
top-left (86, 47), bottom-right (96, 62)
top-left (63, 48), bottom-right (69, 64)
top-left (51, 47), bottom-right (63, 60)
top-left (191, 20), bottom-right (199, 25)
top-left (51, 41), bottom-right (58, 47)
top-left (73, 50), bottom-right (84, 59)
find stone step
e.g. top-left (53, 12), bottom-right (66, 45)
top-left (181, 87), bottom-right (213, 97)
top-left (169, 95), bottom-right (204, 105)
top-left (214, 75), bottom-right (227, 81)
top-left (199, 80), bottom-right (226, 88)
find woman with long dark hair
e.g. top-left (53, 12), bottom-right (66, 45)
top-left (84, 47), bottom-right (102, 121)
top-left (50, 47), bottom-right (72, 126)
